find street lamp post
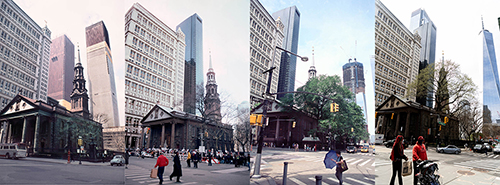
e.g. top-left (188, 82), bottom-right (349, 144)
top-left (253, 45), bottom-right (308, 178)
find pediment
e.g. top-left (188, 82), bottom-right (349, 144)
top-left (252, 101), bottom-right (284, 114)
top-left (378, 95), bottom-right (409, 111)
top-left (4, 98), bottom-right (35, 115)
top-left (143, 106), bottom-right (172, 123)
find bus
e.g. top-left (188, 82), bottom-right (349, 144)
top-left (0, 143), bottom-right (27, 159)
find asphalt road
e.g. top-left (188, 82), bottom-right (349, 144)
top-left (126, 155), bottom-right (250, 185)
top-left (374, 145), bottom-right (500, 185)
top-left (250, 147), bottom-right (375, 185)
top-left (0, 157), bottom-right (124, 184)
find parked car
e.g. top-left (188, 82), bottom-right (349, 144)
top-left (473, 144), bottom-right (487, 153)
top-left (437, 145), bottom-right (461, 154)
top-left (484, 143), bottom-right (493, 152)
top-left (384, 139), bottom-right (409, 149)
top-left (110, 155), bottom-right (125, 166)
top-left (494, 145), bottom-right (500, 154)
top-left (346, 146), bottom-right (357, 153)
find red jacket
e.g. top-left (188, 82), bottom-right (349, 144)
top-left (412, 144), bottom-right (428, 161)
top-left (155, 155), bottom-right (169, 167)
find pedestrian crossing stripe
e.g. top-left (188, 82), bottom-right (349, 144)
top-left (289, 177), bottom-right (307, 185)
top-left (359, 159), bottom-right (372, 166)
top-left (308, 177), bottom-right (330, 185)
top-left (327, 177), bottom-right (339, 183)
top-left (350, 159), bottom-right (364, 165)
top-left (346, 177), bottom-right (373, 184)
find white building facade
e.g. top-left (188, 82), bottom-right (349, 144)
top-left (250, 0), bottom-right (284, 107)
top-left (124, 3), bottom-right (185, 149)
top-left (0, 0), bottom-right (51, 110)
top-left (374, 0), bottom-right (421, 108)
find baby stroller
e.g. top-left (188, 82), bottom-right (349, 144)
top-left (416, 160), bottom-right (441, 185)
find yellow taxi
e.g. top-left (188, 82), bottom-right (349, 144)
top-left (360, 145), bottom-right (369, 153)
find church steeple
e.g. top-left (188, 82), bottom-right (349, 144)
top-left (308, 46), bottom-right (317, 79)
top-left (204, 51), bottom-right (221, 122)
top-left (70, 45), bottom-right (90, 119)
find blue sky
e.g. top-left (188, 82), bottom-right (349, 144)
top-left (260, 0), bottom-right (376, 136)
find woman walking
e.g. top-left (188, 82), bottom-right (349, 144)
top-left (170, 151), bottom-right (182, 182)
top-left (390, 135), bottom-right (408, 185)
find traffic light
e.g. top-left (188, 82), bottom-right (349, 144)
top-left (249, 114), bottom-right (263, 126)
top-left (439, 125), bottom-right (442, 131)
top-left (444, 116), bottom-right (448, 124)
top-left (78, 138), bottom-right (83, 146)
top-left (147, 127), bottom-right (150, 134)
top-left (391, 113), bottom-right (394, 119)
top-left (292, 121), bottom-right (296, 128)
top-left (330, 103), bottom-right (339, 112)
top-left (351, 127), bottom-right (354, 132)
top-left (375, 112), bottom-right (378, 118)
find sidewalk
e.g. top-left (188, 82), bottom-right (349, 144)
top-left (23, 157), bottom-right (111, 166)
top-left (250, 176), bottom-right (277, 185)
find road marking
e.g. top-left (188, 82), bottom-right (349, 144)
top-left (211, 168), bottom-right (249, 173)
top-left (494, 155), bottom-right (499, 159)
top-left (308, 177), bottom-right (330, 185)
top-left (350, 159), bottom-right (364, 165)
top-left (327, 177), bottom-right (339, 183)
top-left (359, 159), bottom-right (372, 166)
top-left (346, 177), bottom-right (369, 184)
top-left (289, 177), bottom-right (307, 185)
top-left (363, 176), bottom-right (375, 183)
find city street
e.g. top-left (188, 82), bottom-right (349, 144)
top-left (374, 145), bottom-right (500, 185)
top-left (125, 155), bottom-right (250, 185)
top-left (0, 157), bottom-right (124, 184)
top-left (250, 147), bottom-right (375, 185)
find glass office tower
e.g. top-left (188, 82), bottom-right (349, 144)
top-left (482, 22), bottom-right (500, 123)
top-left (410, 9), bottom-right (437, 108)
top-left (272, 6), bottom-right (300, 99)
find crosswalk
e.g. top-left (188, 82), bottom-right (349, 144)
top-left (467, 152), bottom-right (500, 159)
top-left (286, 175), bottom-right (375, 185)
top-left (125, 165), bottom-right (160, 184)
top-left (454, 159), bottom-right (500, 173)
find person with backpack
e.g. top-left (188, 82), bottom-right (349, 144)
top-left (390, 135), bottom-right (408, 185)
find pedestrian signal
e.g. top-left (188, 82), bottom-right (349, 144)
top-left (250, 114), bottom-right (263, 126)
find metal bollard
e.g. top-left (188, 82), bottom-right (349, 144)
top-left (283, 162), bottom-right (288, 185)
top-left (315, 175), bottom-right (322, 185)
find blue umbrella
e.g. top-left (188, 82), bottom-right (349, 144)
top-left (324, 150), bottom-right (338, 169)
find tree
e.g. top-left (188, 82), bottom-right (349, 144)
top-left (93, 113), bottom-right (109, 124)
top-left (233, 105), bottom-right (251, 152)
top-left (281, 75), bottom-right (368, 144)
top-left (407, 60), bottom-right (477, 114)
top-left (456, 99), bottom-right (482, 141)
top-left (195, 82), bottom-right (236, 122)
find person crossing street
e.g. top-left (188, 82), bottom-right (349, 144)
top-left (154, 152), bottom-right (169, 185)
top-left (169, 151), bottom-right (182, 183)
top-left (186, 150), bottom-right (191, 168)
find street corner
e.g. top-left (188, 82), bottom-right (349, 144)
top-left (250, 175), bottom-right (277, 185)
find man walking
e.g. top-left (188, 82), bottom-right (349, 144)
top-left (154, 152), bottom-right (169, 184)
top-left (412, 136), bottom-right (428, 185)
top-left (193, 151), bottom-right (199, 168)
top-left (170, 151), bottom-right (182, 182)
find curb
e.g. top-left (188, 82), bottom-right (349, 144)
top-left (23, 157), bottom-right (111, 167)
top-left (250, 175), bottom-right (277, 185)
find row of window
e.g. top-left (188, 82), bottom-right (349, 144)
top-left (1, 2), bottom-right (41, 41)
top-left (125, 79), bottom-right (172, 104)
top-left (0, 78), bottom-right (34, 99)
top-left (129, 49), bottom-right (174, 77)
top-left (376, 10), bottom-right (413, 46)
top-left (1, 62), bottom-right (36, 86)
top-left (374, 77), bottom-right (405, 97)
top-left (125, 97), bottom-right (157, 117)
top-left (376, 48), bottom-right (409, 76)
top-left (250, 3), bottom-right (282, 36)
top-left (126, 63), bottom-right (173, 90)
top-left (0, 25), bottom-right (38, 62)
top-left (132, 27), bottom-right (175, 59)
top-left (250, 33), bottom-right (272, 56)
top-left (250, 78), bottom-right (266, 93)
top-left (0, 44), bottom-right (37, 74)
top-left (377, 31), bottom-right (411, 64)
top-left (136, 12), bottom-right (177, 45)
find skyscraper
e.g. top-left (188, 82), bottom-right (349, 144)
top-left (482, 18), bottom-right (500, 123)
top-left (342, 58), bottom-right (365, 95)
top-left (250, 0), bottom-right (284, 106)
top-left (374, 0), bottom-right (422, 108)
top-left (0, 0), bottom-right (51, 109)
top-left (85, 21), bottom-right (120, 128)
top-left (124, 3), bottom-right (186, 149)
top-left (410, 8), bottom-right (437, 108)
top-left (177, 13), bottom-right (203, 114)
top-left (272, 6), bottom-right (300, 99)
top-left (48, 35), bottom-right (74, 102)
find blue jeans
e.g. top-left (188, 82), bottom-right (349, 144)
top-left (158, 166), bottom-right (165, 182)
top-left (336, 170), bottom-right (343, 185)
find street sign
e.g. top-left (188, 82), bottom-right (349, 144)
top-left (438, 121), bottom-right (445, 126)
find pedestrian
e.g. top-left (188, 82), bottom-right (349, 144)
top-left (170, 151), bottom-right (182, 182)
top-left (412, 136), bottom-right (428, 185)
top-left (186, 150), bottom-right (191, 167)
top-left (154, 152), bottom-right (169, 185)
top-left (247, 153), bottom-right (251, 171)
top-left (390, 135), bottom-right (408, 185)
top-left (124, 150), bottom-right (129, 169)
top-left (330, 151), bottom-right (344, 185)
top-left (208, 151), bottom-right (213, 166)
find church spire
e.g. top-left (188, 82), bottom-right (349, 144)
top-left (204, 51), bottom-right (221, 122)
top-left (308, 46), bottom-right (317, 80)
top-left (70, 43), bottom-right (90, 119)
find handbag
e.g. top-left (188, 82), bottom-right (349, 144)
top-left (150, 168), bottom-right (158, 178)
top-left (339, 160), bottom-right (348, 172)
top-left (402, 160), bottom-right (412, 176)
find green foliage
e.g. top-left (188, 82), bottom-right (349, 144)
top-left (285, 75), bottom-right (369, 141)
